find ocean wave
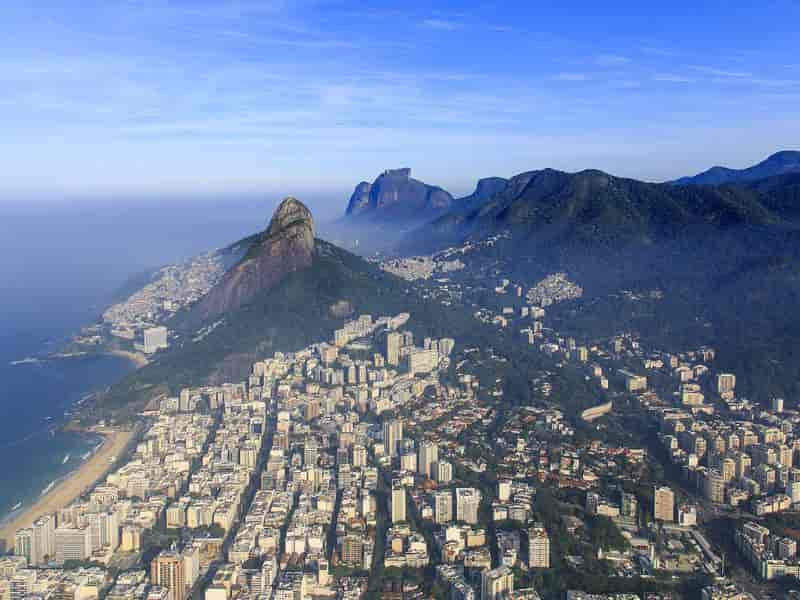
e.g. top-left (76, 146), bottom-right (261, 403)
top-left (9, 357), bottom-right (41, 366)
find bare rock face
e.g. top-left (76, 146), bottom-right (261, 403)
top-left (345, 168), bottom-right (454, 220)
top-left (346, 181), bottom-right (372, 216)
top-left (192, 197), bottom-right (315, 322)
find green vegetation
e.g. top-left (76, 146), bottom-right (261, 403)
top-left (585, 515), bottom-right (629, 552)
top-left (95, 239), bottom-right (602, 420)
top-left (190, 524), bottom-right (226, 538)
top-left (406, 168), bottom-right (783, 253)
top-left (403, 168), bottom-right (800, 407)
top-left (61, 559), bottom-right (107, 570)
top-left (140, 527), bottom-right (181, 566)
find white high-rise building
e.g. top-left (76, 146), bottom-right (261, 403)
top-left (386, 332), bottom-right (402, 366)
top-left (391, 483), bottom-right (406, 523)
top-left (143, 326), bottom-right (169, 354)
top-left (456, 488), bottom-right (481, 524)
top-left (400, 450), bottom-right (417, 472)
top-left (14, 529), bottom-right (33, 565)
top-left (654, 486), bottom-right (675, 521)
top-left (54, 526), bottom-right (92, 563)
top-left (436, 460), bottom-right (453, 484)
top-left (497, 480), bottom-right (512, 503)
top-left (183, 545), bottom-right (200, 587)
top-left (383, 420), bottom-right (403, 457)
top-left (528, 523), bottom-right (550, 568)
top-left (32, 515), bottom-right (56, 565)
top-left (407, 348), bottom-right (439, 374)
top-left (434, 490), bottom-right (453, 524)
top-left (352, 444), bottom-right (367, 468)
top-left (15, 515), bottom-right (57, 567)
top-left (717, 373), bottom-right (736, 396)
top-left (481, 566), bottom-right (513, 600)
top-left (418, 441), bottom-right (439, 478)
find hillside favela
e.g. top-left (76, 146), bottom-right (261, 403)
top-left (2, 3), bottom-right (800, 600)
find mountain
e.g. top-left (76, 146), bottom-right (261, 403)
top-left (397, 166), bottom-right (800, 404)
top-left (92, 174), bottom-right (800, 419)
top-left (455, 176), bottom-right (508, 213)
top-left (100, 236), bottom-right (550, 418)
top-left (345, 168), bottom-right (454, 220)
top-left (673, 150), bottom-right (800, 185)
top-left (744, 173), bottom-right (800, 219)
top-left (324, 173), bottom-right (508, 255)
top-left (190, 197), bottom-right (315, 323)
top-left (403, 167), bottom-right (777, 254)
top-left (96, 198), bottom-right (494, 416)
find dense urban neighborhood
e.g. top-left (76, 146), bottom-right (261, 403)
top-left (8, 235), bottom-right (800, 600)
top-left (5, 1), bottom-right (800, 598)
top-left (9, 174), bottom-right (800, 600)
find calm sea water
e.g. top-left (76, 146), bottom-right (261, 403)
top-left (0, 193), bottom-right (341, 521)
top-left (0, 290), bottom-right (136, 520)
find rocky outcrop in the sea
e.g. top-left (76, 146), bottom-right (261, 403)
top-left (191, 197), bottom-right (315, 322)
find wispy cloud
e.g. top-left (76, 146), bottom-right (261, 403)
top-left (639, 45), bottom-right (681, 58)
top-left (748, 78), bottom-right (800, 87)
top-left (594, 53), bottom-right (632, 67)
top-left (652, 74), bottom-right (697, 83)
top-left (552, 72), bottom-right (592, 81)
top-left (1, 0), bottom-right (800, 196)
top-left (690, 65), bottom-right (752, 78)
top-left (419, 18), bottom-right (461, 31)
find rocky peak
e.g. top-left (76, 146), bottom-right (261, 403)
top-left (266, 196), bottom-right (314, 238)
top-left (380, 168), bottom-right (412, 180)
top-left (345, 168), bottom-right (454, 220)
top-left (190, 197), bottom-right (316, 323)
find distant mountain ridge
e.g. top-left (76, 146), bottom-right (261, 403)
top-left (673, 150), bottom-right (800, 185)
top-left (402, 167), bottom-right (779, 254)
top-left (345, 168), bottom-right (454, 221)
top-left (98, 159), bottom-right (800, 418)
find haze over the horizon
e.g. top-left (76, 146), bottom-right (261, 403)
top-left (3, 0), bottom-right (800, 202)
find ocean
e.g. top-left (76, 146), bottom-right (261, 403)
top-left (0, 194), bottom-right (341, 523)
top-left (0, 264), bottom-right (137, 522)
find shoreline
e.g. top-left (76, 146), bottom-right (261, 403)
top-left (51, 347), bottom-right (149, 369)
top-left (105, 348), bottom-right (149, 368)
top-left (0, 429), bottom-right (134, 549)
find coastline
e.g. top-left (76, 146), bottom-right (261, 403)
top-left (106, 348), bottom-right (149, 368)
top-left (0, 429), bottom-right (134, 549)
top-left (51, 348), bottom-right (149, 369)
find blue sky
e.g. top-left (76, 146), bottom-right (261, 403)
top-left (2, 0), bottom-right (800, 202)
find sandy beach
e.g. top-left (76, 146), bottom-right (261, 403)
top-left (0, 429), bottom-right (134, 549)
top-left (107, 349), bottom-right (149, 368)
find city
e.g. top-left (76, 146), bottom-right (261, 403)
top-left (3, 3), bottom-right (800, 600)
top-left (6, 259), bottom-right (797, 600)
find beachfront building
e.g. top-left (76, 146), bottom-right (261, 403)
top-left (55, 525), bottom-right (92, 563)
